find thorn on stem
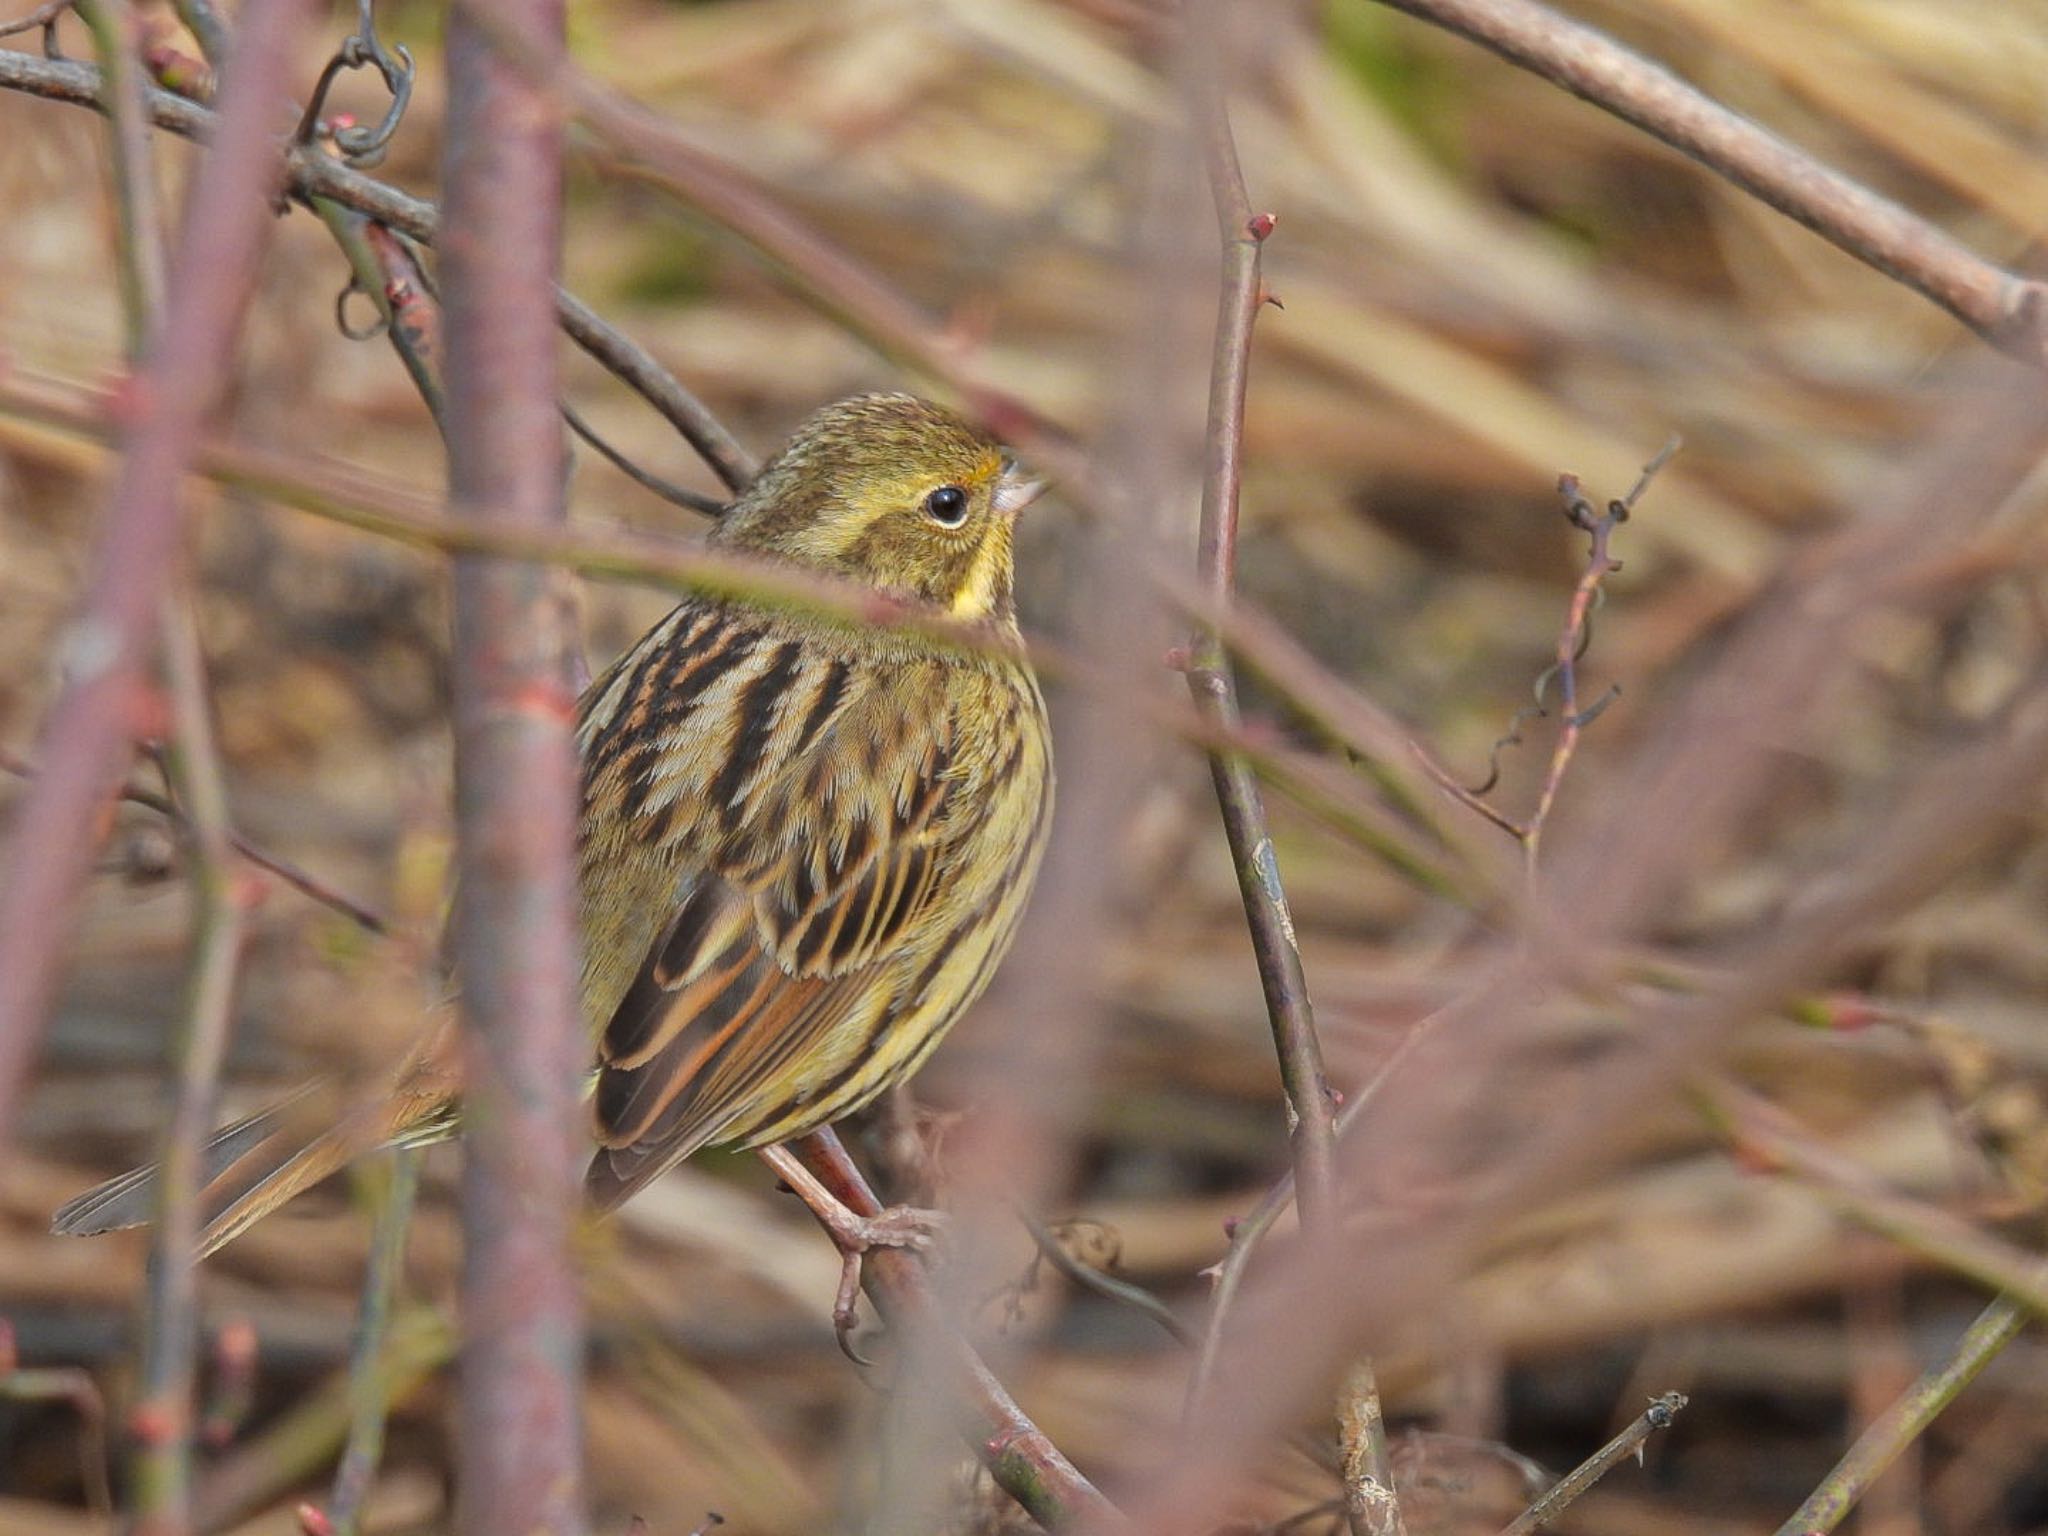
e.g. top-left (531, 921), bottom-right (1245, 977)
top-left (1246, 211), bottom-right (1277, 241)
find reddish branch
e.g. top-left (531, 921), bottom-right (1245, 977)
top-left (439, 2), bottom-right (589, 1534)
top-left (0, 0), bottom-right (320, 1159)
top-left (1373, 0), bottom-right (2048, 366)
top-left (1184, 53), bottom-right (1339, 1238)
top-left (789, 1131), bottom-right (1121, 1532)
top-left (1180, 20), bottom-right (1397, 1532)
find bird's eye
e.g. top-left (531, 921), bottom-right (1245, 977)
top-left (924, 485), bottom-right (970, 528)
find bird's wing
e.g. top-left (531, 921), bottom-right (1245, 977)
top-left (579, 610), bottom-right (970, 1208)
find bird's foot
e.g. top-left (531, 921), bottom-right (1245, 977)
top-left (757, 1143), bottom-right (947, 1364)
top-left (820, 1205), bottom-right (948, 1360)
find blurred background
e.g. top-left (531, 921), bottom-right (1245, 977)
top-left (5, 1), bottom-right (2048, 1532)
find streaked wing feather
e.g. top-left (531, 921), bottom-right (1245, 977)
top-left (583, 614), bottom-right (969, 1206)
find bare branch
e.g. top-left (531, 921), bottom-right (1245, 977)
top-left (324, 1152), bottom-right (422, 1536)
top-left (788, 1131), bottom-right (1122, 1532)
top-left (0, 745), bottom-right (388, 934)
top-left (438, 0), bottom-right (588, 1532)
top-left (1499, 1392), bottom-right (1687, 1534)
top-left (1772, 1301), bottom-right (2027, 1535)
top-left (0, 48), bottom-right (755, 493)
top-left (131, 603), bottom-right (249, 1536)
top-left (1373, 0), bottom-right (2048, 366)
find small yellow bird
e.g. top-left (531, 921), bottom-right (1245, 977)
top-left (54, 394), bottom-right (1053, 1328)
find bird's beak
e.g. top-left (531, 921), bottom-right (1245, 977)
top-left (993, 461), bottom-right (1046, 519)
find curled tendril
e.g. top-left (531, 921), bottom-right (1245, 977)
top-left (1466, 589), bottom-right (1606, 795)
top-left (1467, 699), bottom-right (1547, 797)
top-left (334, 275), bottom-right (387, 342)
top-left (295, 0), bottom-right (415, 169)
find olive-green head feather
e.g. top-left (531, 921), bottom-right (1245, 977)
top-left (713, 394), bottom-right (1039, 623)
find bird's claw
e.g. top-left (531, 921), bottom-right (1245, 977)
top-left (822, 1204), bottom-right (947, 1364)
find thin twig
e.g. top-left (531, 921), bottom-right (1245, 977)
top-left (66, 12), bottom-right (245, 1533)
top-left (1371, 0), bottom-right (2048, 366)
top-left (1773, 1299), bottom-right (2028, 1535)
top-left (0, 1318), bottom-right (114, 1513)
top-left (75, 0), bottom-right (164, 341)
top-left (316, 193), bottom-right (723, 516)
top-left (789, 1130), bottom-right (1122, 1532)
top-left (1522, 442), bottom-right (1674, 871)
top-left (0, 48), bottom-right (754, 494)
top-left (1498, 1392), bottom-right (1687, 1534)
top-left (1414, 441), bottom-right (1675, 870)
top-left (559, 397), bottom-right (727, 517)
top-left (130, 601), bottom-right (251, 1536)
top-left (1184, 1), bottom-right (1338, 1242)
top-left (1704, 1078), bottom-right (2048, 1318)
top-left (552, 289), bottom-right (755, 493)
top-left (324, 1151), bottom-right (421, 1536)
top-left (439, 2), bottom-right (588, 1533)
top-left (166, 0), bottom-right (225, 68)
top-left (1015, 1212), bottom-right (1191, 1347)
top-left (1182, 14), bottom-right (1390, 1526)
top-left (0, 746), bottom-right (387, 934)
top-left (313, 197), bottom-right (446, 426)
top-left (1185, 1007), bottom-right (1438, 1419)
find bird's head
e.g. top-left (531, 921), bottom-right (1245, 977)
top-left (713, 394), bottom-right (1041, 623)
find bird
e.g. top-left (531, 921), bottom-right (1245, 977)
top-left (52, 393), bottom-right (1054, 1344)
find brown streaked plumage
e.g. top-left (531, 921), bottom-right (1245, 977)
top-left (52, 395), bottom-right (1053, 1280)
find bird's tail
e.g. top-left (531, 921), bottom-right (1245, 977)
top-left (51, 1037), bottom-right (461, 1259)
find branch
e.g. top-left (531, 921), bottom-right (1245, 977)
top-left (1499, 1392), bottom-right (1687, 1534)
top-left (1372, 0), bottom-right (2048, 367)
top-left (315, 192), bottom-right (725, 517)
top-left (0, 48), bottom-right (756, 494)
top-left (1184, 6), bottom-right (1338, 1247)
top-left (1772, 1299), bottom-right (2028, 1536)
top-left (0, 745), bottom-right (388, 935)
top-left (438, 0), bottom-right (588, 1532)
top-left (0, 370), bottom-right (1009, 658)
top-left (0, 0), bottom-right (320, 1192)
top-left (132, 603), bottom-right (250, 1536)
top-left (1177, 17), bottom-right (1393, 1523)
top-left (323, 1151), bottom-right (422, 1536)
top-left (1706, 1078), bottom-right (2048, 1319)
top-left (313, 201), bottom-right (446, 426)
top-left (788, 1131), bottom-right (1122, 1532)
top-left (71, 8), bottom-right (250, 1528)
